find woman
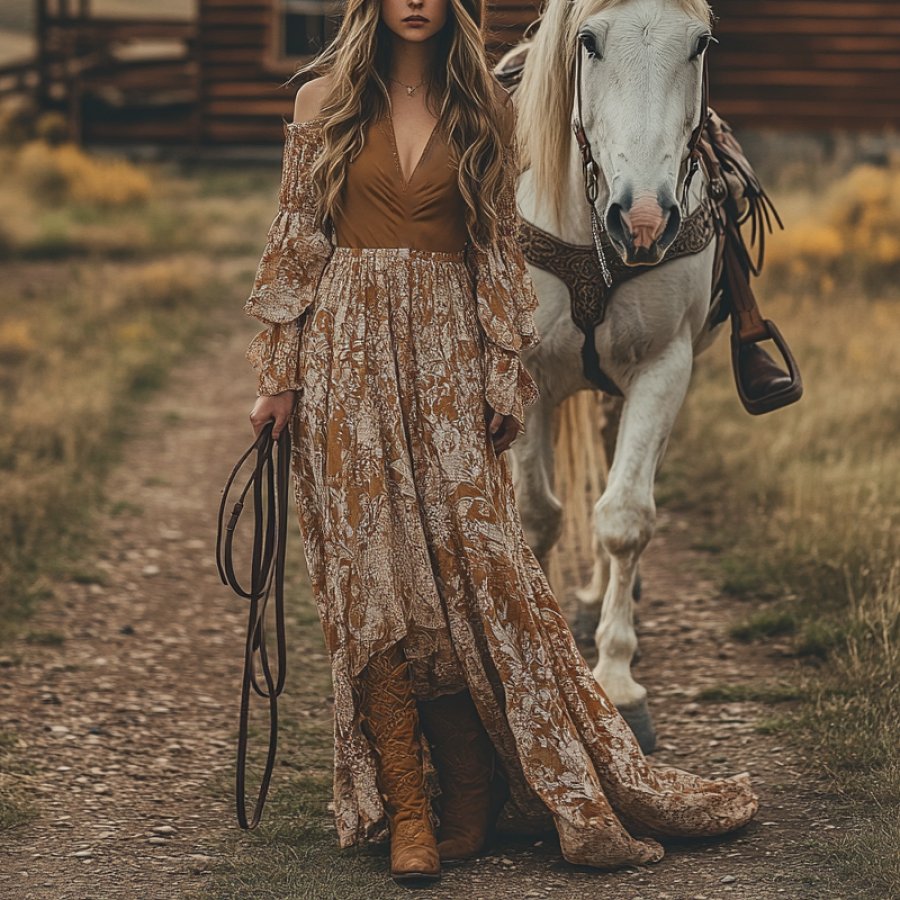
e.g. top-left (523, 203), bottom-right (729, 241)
top-left (244, 0), bottom-right (758, 885)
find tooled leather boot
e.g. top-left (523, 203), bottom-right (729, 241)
top-left (418, 689), bottom-right (509, 861)
top-left (358, 644), bottom-right (441, 884)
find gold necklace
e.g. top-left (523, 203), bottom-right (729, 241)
top-left (390, 76), bottom-right (425, 97)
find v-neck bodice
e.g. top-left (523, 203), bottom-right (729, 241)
top-left (331, 114), bottom-right (470, 253)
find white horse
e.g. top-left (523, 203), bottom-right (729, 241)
top-left (509, 0), bottom-right (724, 752)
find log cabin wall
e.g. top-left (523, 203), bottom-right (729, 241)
top-left (34, 1), bottom-right (899, 145)
top-left (196, 0), bottom-right (540, 144)
top-left (197, 0), bottom-right (900, 144)
top-left (197, 0), bottom-right (291, 144)
top-left (709, 0), bottom-right (900, 129)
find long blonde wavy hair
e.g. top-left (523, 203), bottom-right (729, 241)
top-left (287, 0), bottom-right (510, 246)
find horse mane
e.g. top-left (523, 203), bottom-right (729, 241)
top-left (515, 0), bottom-right (712, 227)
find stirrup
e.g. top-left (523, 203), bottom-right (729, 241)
top-left (731, 320), bottom-right (803, 416)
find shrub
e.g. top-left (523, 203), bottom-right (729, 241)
top-left (16, 140), bottom-right (151, 209)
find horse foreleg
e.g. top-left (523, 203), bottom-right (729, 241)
top-left (573, 394), bottom-right (623, 646)
top-left (592, 341), bottom-right (693, 754)
top-left (509, 392), bottom-right (563, 573)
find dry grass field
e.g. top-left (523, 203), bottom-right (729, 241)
top-left (0, 100), bottom-right (278, 647)
top-left (660, 160), bottom-right (900, 895)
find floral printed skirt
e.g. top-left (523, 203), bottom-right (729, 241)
top-left (290, 245), bottom-right (758, 867)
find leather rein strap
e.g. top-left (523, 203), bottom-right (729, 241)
top-left (216, 419), bottom-right (291, 830)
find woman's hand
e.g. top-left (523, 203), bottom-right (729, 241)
top-left (250, 391), bottom-right (296, 440)
top-left (487, 409), bottom-right (521, 455)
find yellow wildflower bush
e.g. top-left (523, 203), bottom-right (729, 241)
top-left (0, 319), bottom-right (35, 365)
top-left (767, 161), bottom-right (900, 282)
top-left (16, 139), bottom-right (151, 208)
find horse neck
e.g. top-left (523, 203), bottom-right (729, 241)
top-left (520, 138), bottom-right (601, 246)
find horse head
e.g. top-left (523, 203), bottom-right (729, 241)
top-left (517, 0), bottom-right (714, 266)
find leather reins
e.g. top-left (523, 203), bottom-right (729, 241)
top-left (216, 419), bottom-right (292, 829)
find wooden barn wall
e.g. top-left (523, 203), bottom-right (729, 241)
top-left (197, 0), bottom-right (284, 143)
top-left (197, 0), bottom-right (540, 143)
top-left (709, 0), bottom-right (900, 129)
top-left (197, 0), bottom-right (900, 144)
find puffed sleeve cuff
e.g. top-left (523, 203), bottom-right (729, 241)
top-left (483, 340), bottom-right (540, 434)
top-left (243, 207), bottom-right (332, 326)
top-left (244, 120), bottom-right (333, 396)
top-left (469, 132), bottom-right (542, 429)
top-left (246, 322), bottom-right (303, 397)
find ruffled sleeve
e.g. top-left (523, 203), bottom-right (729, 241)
top-left (244, 119), bottom-right (334, 396)
top-left (467, 118), bottom-right (541, 433)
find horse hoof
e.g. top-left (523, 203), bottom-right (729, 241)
top-left (618, 699), bottom-right (657, 754)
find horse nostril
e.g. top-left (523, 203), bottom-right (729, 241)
top-left (605, 203), bottom-right (629, 246)
top-left (658, 203), bottom-right (681, 249)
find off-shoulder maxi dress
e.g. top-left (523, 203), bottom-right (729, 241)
top-left (244, 109), bottom-right (758, 868)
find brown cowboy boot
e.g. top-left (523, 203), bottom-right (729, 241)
top-left (418, 689), bottom-right (508, 861)
top-left (737, 343), bottom-right (794, 402)
top-left (358, 644), bottom-right (441, 884)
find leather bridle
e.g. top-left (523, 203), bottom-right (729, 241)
top-left (570, 33), bottom-right (713, 292)
top-left (216, 419), bottom-right (292, 829)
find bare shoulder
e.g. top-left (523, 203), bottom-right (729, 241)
top-left (292, 75), bottom-right (333, 124)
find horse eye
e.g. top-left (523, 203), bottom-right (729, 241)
top-left (579, 31), bottom-right (601, 60)
top-left (690, 33), bottom-right (715, 60)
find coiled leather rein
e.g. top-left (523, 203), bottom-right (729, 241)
top-left (215, 419), bottom-right (292, 829)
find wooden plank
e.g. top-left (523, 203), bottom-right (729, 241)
top-left (198, 0), bottom-right (269, 9)
top-left (204, 119), bottom-right (287, 142)
top-left (715, 18), bottom-right (900, 35)
top-left (199, 9), bottom-right (271, 27)
top-left (47, 17), bottom-right (195, 39)
top-left (202, 47), bottom-right (271, 65)
top-left (196, 28), bottom-right (268, 51)
top-left (712, 52), bottom-right (900, 71)
top-left (204, 80), bottom-right (290, 98)
top-left (206, 96), bottom-right (295, 117)
top-left (82, 64), bottom-right (196, 93)
top-left (86, 119), bottom-right (194, 142)
top-left (490, 10), bottom-right (540, 28)
top-left (718, 1), bottom-right (898, 18)
top-left (715, 35), bottom-right (900, 53)
top-left (715, 97), bottom-right (900, 120)
top-left (713, 68), bottom-right (900, 88)
top-left (712, 85), bottom-right (900, 106)
top-left (201, 66), bottom-right (278, 86)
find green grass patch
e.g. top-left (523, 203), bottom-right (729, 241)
top-left (730, 609), bottom-right (798, 642)
top-left (695, 682), bottom-right (803, 704)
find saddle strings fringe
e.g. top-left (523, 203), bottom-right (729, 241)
top-left (215, 419), bottom-right (292, 829)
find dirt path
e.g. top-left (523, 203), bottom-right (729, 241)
top-left (0, 322), bottom-right (845, 899)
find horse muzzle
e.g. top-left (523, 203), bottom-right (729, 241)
top-left (605, 192), bottom-right (682, 266)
